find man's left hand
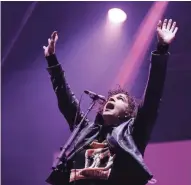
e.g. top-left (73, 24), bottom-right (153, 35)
top-left (157, 19), bottom-right (178, 45)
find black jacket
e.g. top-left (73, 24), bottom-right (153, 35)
top-left (45, 49), bottom-right (169, 185)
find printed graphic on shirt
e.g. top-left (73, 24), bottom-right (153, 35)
top-left (70, 140), bottom-right (115, 182)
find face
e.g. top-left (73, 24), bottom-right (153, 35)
top-left (102, 93), bottom-right (129, 124)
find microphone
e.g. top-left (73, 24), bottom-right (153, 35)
top-left (84, 90), bottom-right (106, 102)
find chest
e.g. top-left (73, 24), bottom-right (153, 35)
top-left (69, 140), bottom-right (115, 183)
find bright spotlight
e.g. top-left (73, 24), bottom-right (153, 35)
top-left (108, 8), bottom-right (127, 24)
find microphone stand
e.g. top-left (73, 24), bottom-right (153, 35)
top-left (47, 98), bottom-right (98, 185)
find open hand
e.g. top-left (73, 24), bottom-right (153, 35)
top-left (157, 19), bottom-right (178, 45)
top-left (43, 31), bottom-right (58, 57)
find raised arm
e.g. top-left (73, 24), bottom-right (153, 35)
top-left (43, 31), bottom-right (88, 131)
top-left (132, 19), bottom-right (178, 154)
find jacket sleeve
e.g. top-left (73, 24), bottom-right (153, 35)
top-left (132, 50), bottom-right (169, 154)
top-left (46, 54), bottom-right (89, 131)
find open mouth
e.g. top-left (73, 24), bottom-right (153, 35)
top-left (105, 102), bottom-right (115, 111)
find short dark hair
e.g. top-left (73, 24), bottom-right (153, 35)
top-left (98, 86), bottom-right (138, 118)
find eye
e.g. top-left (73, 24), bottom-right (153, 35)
top-left (118, 96), bottom-right (125, 101)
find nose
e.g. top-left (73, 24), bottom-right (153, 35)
top-left (108, 97), bottom-right (115, 102)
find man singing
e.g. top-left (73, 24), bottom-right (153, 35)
top-left (43, 19), bottom-right (178, 185)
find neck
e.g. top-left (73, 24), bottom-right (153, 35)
top-left (103, 116), bottom-right (121, 127)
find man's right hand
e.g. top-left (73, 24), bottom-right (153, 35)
top-left (43, 31), bottom-right (58, 57)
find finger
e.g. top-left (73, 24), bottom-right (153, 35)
top-left (162, 19), bottom-right (167, 29)
top-left (43, 46), bottom-right (47, 50)
top-left (157, 20), bottom-right (162, 29)
top-left (170, 21), bottom-right (176, 32)
top-left (55, 34), bottom-right (58, 42)
top-left (51, 31), bottom-right (58, 40)
top-left (48, 38), bottom-right (51, 45)
top-left (173, 27), bottom-right (178, 34)
top-left (167, 19), bottom-right (172, 30)
top-left (51, 31), bottom-right (57, 37)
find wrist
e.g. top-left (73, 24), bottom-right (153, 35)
top-left (157, 42), bottom-right (169, 54)
top-left (45, 51), bottom-right (55, 57)
top-left (46, 54), bottom-right (59, 67)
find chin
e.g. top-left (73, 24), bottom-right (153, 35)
top-left (102, 110), bottom-right (114, 116)
top-left (102, 110), bottom-right (116, 122)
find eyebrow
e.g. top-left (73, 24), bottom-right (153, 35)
top-left (118, 95), bottom-right (128, 102)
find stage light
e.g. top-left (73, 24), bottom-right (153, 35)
top-left (108, 8), bottom-right (127, 24)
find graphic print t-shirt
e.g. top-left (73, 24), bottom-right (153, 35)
top-left (69, 140), bottom-right (115, 183)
